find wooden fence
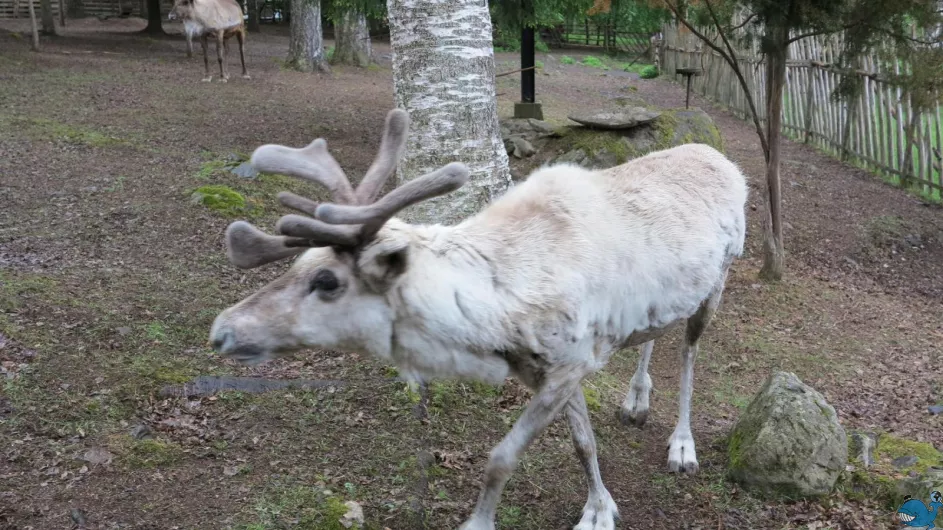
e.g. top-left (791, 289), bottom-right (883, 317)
top-left (659, 22), bottom-right (943, 202)
top-left (540, 19), bottom-right (652, 58)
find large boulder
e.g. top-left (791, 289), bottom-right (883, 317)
top-left (728, 371), bottom-right (848, 498)
top-left (551, 107), bottom-right (724, 170)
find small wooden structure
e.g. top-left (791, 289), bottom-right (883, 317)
top-left (675, 66), bottom-right (702, 109)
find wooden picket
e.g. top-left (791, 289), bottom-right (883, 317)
top-left (658, 22), bottom-right (943, 201)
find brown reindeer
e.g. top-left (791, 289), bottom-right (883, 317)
top-left (168, 0), bottom-right (249, 82)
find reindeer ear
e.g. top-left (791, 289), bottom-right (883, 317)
top-left (357, 235), bottom-right (410, 291)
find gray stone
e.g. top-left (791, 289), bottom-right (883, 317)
top-left (892, 455), bottom-right (920, 469)
top-left (567, 107), bottom-right (661, 130)
top-left (527, 118), bottom-right (557, 135)
top-left (160, 375), bottom-right (346, 397)
top-left (510, 136), bottom-right (536, 159)
top-left (549, 107), bottom-right (723, 171)
top-left (850, 431), bottom-right (877, 468)
top-left (896, 468), bottom-right (943, 501)
top-left (230, 162), bottom-right (259, 179)
top-left (130, 424), bottom-right (151, 440)
top-left (728, 371), bottom-right (848, 498)
top-left (556, 149), bottom-right (588, 165)
top-left (929, 404), bottom-right (943, 415)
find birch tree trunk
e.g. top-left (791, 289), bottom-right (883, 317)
top-left (286, 0), bottom-right (330, 72)
top-left (387, 0), bottom-right (511, 224)
top-left (39, 0), bottom-right (56, 35)
top-left (332, 9), bottom-right (371, 67)
top-left (28, 0), bottom-right (40, 51)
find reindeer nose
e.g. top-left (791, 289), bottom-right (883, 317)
top-left (211, 327), bottom-right (236, 353)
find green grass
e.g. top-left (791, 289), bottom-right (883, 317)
top-left (561, 55), bottom-right (576, 65)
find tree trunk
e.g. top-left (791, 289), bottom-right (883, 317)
top-left (143, 0), bottom-right (163, 33)
top-left (387, 0), bottom-right (512, 224)
top-left (28, 0), bottom-right (41, 50)
top-left (332, 9), bottom-right (371, 67)
top-left (247, 0), bottom-right (260, 33)
top-left (39, 0), bottom-right (56, 35)
top-left (759, 32), bottom-right (787, 282)
top-left (286, 0), bottom-right (329, 72)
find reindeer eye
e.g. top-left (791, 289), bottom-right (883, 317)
top-left (310, 270), bottom-right (339, 293)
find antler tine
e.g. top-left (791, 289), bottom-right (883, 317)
top-left (354, 109), bottom-right (410, 205)
top-left (225, 221), bottom-right (309, 270)
top-left (275, 214), bottom-right (362, 247)
top-left (250, 139), bottom-right (357, 205)
top-left (277, 191), bottom-right (320, 216)
top-left (315, 162), bottom-right (471, 239)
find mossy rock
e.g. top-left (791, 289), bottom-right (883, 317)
top-left (551, 107), bottom-right (724, 170)
top-left (727, 371), bottom-right (847, 499)
top-left (189, 185), bottom-right (247, 216)
top-left (841, 432), bottom-right (943, 510)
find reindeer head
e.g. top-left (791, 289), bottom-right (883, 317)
top-left (209, 109), bottom-right (470, 365)
top-left (167, 0), bottom-right (193, 21)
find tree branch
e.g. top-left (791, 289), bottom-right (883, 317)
top-left (701, 0), bottom-right (770, 160)
top-left (730, 12), bottom-right (756, 32)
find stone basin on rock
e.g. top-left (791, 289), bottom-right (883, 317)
top-left (567, 108), bottom-right (662, 130)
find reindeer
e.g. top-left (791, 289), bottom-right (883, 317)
top-left (208, 109), bottom-right (748, 530)
top-left (168, 0), bottom-right (249, 82)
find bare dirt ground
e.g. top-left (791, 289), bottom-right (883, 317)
top-left (1, 18), bottom-right (941, 530)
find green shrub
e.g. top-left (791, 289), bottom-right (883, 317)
top-left (640, 65), bottom-right (659, 79)
top-left (581, 56), bottom-right (609, 69)
top-left (560, 55), bottom-right (576, 65)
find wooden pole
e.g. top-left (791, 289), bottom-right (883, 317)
top-left (58, 0), bottom-right (65, 26)
top-left (521, 24), bottom-right (536, 103)
top-left (28, 0), bottom-right (40, 51)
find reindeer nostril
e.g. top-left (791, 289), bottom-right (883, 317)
top-left (211, 328), bottom-right (235, 353)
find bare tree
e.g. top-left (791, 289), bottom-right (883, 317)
top-left (332, 9), bottom-right (371, 66)
top-left (28, 0), bottom-right (41, 50)
top-left (39, 0), bottom-right (56, 35)
top-left (286, 0), bottom-right (330, 72)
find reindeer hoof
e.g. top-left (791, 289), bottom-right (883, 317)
top-left (201, 76), bottom-right (213, 82)
top-left (219, 77), bottom-right (229, 83)
top-left (242, 74), bottom-right (251, 79)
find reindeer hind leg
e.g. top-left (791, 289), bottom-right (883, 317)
top-left (216, 31), bottom-right (228, 82)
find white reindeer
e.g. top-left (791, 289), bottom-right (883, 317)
top-left (209, 109), bottom-right (747, 530)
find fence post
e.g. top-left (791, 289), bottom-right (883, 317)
top-left (841, 96), bottom-right (857, 161)
top-left (802, 65), bottom-right (815, 143)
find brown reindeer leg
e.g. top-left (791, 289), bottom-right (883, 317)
top-left (201, 34), bottom-right (212, 82)
top-left (186, 34), bottom-right (193, 58)
top-left (216, 31), bottom-right (228, 82)
top-left (237, 30), bottom-right (250, 79)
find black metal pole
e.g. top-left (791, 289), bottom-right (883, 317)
top-left (521, 25), bottom-right (536, 103)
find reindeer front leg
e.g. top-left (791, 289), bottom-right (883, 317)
top-left (460, 369), bottom-right (585, 530)
top-left (201, 34), bottom-right (212, 82)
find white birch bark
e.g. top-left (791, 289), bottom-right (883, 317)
top-left (387, 0), bottom-right (512, 224)
top-left (332, 9), bottom-right (371, 67)
top-left (287, 0), bottom-right (330, 73)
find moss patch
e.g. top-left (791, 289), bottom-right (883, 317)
top-left (874, 433), bottom-right (942, 474)
top-left (190, 185), bottom-right (247, 216)
top-left (110, 436), bottom-right (186, 469)
top-left (237, 483), bottom-right (373, 530)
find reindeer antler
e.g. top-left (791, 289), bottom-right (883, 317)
top-left (223, 109), bottom-right (471, 270)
